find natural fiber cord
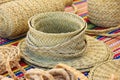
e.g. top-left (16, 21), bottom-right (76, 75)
top-left (0, 63), bottom-right (88, 80)
top-left (0, 0), bottom-right (14, 4)
top-left (0, 0), bottom-right (73, 39)
top-left (19, 12), bottom-right (114, 72)
top-left (0, 46), bottom-right (25, 80)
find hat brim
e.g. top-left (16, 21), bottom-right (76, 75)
top-left (19, 35), bottom-right (114, 72)
top-left (88, 60), bottom-right (120, 80)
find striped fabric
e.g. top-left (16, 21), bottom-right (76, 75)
top-left (0, 0), bottom-right (120, 77)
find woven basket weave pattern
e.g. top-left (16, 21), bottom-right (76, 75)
top-left (89, 60), bottom-right (120, 80)
top-left (0, 0), bottom-right (73, 39)
top-left (19, 35), bottom-right (113, 72)
top-left (28, 12), bottom-right (86, 47)
top-left (26, 12), bottom-right (87, 57)
top-left (19, 12), bottom-right (114, 72)
top-left (88, 0), bottom-right (120, 27)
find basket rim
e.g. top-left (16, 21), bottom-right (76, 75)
top-left (28, 12), bottom-right (87, 36)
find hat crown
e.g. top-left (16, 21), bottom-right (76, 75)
top-left (26, 12), bottom-right (87, 59)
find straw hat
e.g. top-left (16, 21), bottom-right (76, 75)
top-left (88, 60), bottom-right (120, 80)
top-left (19, 12), bottom-right (114, 72)
top-left (88, 0), bottom-right (120, 27)
top-left (86, 0), bottom-right (120, 37)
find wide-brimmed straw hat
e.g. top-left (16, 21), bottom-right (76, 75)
top-left (19, 12), bottom-right (114, 72)
top-left (88, 60), bottom-right (120, 80)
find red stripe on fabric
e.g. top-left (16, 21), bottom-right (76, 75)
top-left (113, 48), bottom-right (120, 52)
top-left (114, 53), bottom-right (120, 58)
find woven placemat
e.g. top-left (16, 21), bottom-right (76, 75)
top-left (88, 60), bottom-right (120, 80)
top-left (19, 35), bottom-right (114, 72)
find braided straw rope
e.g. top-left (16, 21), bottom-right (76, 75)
top-left (0, 63), bottom-right (88, 80)
top-left (25, 63), bottom-right (88, 80)
top-left (86, 0), bottom-right (120, 37)
top-left (0, 0), bottom-right (73, 39)
top-left (19, 12), bottom-right (113, 72)
top-left (88, 60), bottom-right (120, 80)
top-left (0, 0), bottom-right (14, 4)
top-left (0, 46), bottom-right (25, 80)
top-left (0, 63), bottom-right (117, 80)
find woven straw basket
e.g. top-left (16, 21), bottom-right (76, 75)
top-left (19, 12), bottom-right (114, 72)
top-left (0, 0), bottom-right (73, 39)
top-left (88, 60), bottom-right (120, 80)
top-left (88, 0), bottom-right (120, 27)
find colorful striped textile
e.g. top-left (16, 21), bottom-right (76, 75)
top-left (0, 0), bottom-right (120, 78)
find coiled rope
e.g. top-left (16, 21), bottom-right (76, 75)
top-left (0, 46), bottom-right (25, 80)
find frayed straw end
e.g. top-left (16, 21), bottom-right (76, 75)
top-left (109, 74), bottom-right (119, 80)
top-left (64, 0), bottom-right (73, 6)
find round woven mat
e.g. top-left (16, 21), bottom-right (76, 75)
top-left (19, 35), bottom-right (114, 72)
top-left (88, 60), bottom-right (120, 80)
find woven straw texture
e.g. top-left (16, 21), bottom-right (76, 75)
top-left (88, 0), bottom-right (120, 27)
top-left (88, 60), bottom-right (120, 80)
top-left (0, 63), bottom-right (88, 80)
top-left (86, 0), bottom-right (120, 37)
top-left (25, 63), bottom-right (88, 80)
top-left (0, 0), bottom-right (73, 39)
top-left (19, 12), bottom-right (113, 72)
top-left (0, 0), bottom-right (13, 4)
top-left (0, 0), bottom-right (120, 79)
top-left (19, 35), bottom-right (113, 72)
top-left (27, 12), bottom-right (86, 47)
top-left (0, 46), bottom-right (22, 76)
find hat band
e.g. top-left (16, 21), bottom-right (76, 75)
top-left (25, 29), bottom-right (87, 60)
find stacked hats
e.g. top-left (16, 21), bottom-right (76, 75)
top-left (0, 0), bottom-right (73, 39)
top-left (19, 12), bottom-right (114, 72)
